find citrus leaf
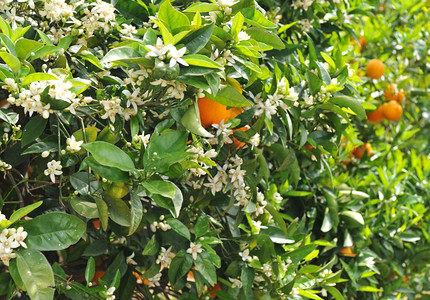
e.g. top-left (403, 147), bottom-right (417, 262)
top-left (25, 212), bottom-right (86, 251)
top-left (83, 141), bottom-right (136, 172)
top-left (16, 248), bottom-right (55, 300)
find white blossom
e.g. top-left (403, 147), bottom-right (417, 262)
top-left (156, 246), bottom-right (175, 269)
top-left (66, 136), bottom-right (84, 153)
top-left (239, 249), bottom-right (252, 262)
top-left (229, 277), bottom-right (243, 289)
top-left (146, 37), bottom-right (170, 59)
top-left (186, 242), bottom-right (203, 260)
top-left (237, 31), bottom-right (250, 41)
top-left (166, 45), bottom-right (188, 67)
top-left (44, 160), bottom-right (63, 183)
top-left (146, 272), bottom-right (162, 287)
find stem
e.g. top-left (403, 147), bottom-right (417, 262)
top-left (55, 113), bottom-right (65, 208)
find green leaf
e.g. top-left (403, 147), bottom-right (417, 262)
top-left (100, 46), bottom-right (142, 64)
top-left (325, 286), bottom-right (345, 300)
top-left (70, 198), bottom-right (99, 219)
top-left (158, 0), bottom-right (190, 32)
top-left (142, 235), bottom-right (159, 255)
top-left (183, 54), bottom-right (222, 69)
top-left (128, 190), bottom-right (143, 236)
top-left (357, 286), bottom-right (383, 292)
top-left (194, 216), bottom-right (209, 239)
top-left (340, 211), bottom-right (364, 228)
top-left (95, 197), bottom-right (109, 231)
top-left (21, 115), bottom-right (48, 147)
top-left (83, 141), bottom-right (136, 172)
top-left (241, 265), bottom-right (255, 292)
top-left (283, 244), bottom-right (318, 263)
top-left (21, 73), bottom-right (58, 85)
top-left (104, 196), bottom-right (131, 227)
top-left (246, 27), bottom-right (285, 49)
top-left (70, 172), bottom-right (101, 196)
top-left (85, 257), bottom-right (95, 286)
top-left (16, 248), bottom-right (55, 300)
top-left (306, 70), bottom-right (323, 95)
top-left (0, 17), bottom-right (12, 38)
top-left (329, 96), bottom-right (366, 119)
top-left (171, 182), bottom-right (184, 218)
top-left (181, 23), bottom-right (214, 54)
top-left (298, 289), bottom-right (323, 300)
top-left (194, 251), bottom-right (217, 286)
top-left (15, 39), bottom-right (43, 59)
top-left (0, 33), bottom-right (16, 56)
top-left (9, 201), bottom-right (43, 224)
top-left (184, 3), bottom-right (219, 12)
top-left (25, 212), bottom-right (86, 251)
top-left (167, 219), bottom-right (190, 241)
top-left (83, 157), bottom-right (129, 182)
top-left (0, 51), bottom-right (21, 74)
top-left (168, 250), bottom-right (193, 286)
top-left (204, 86), bottom-right (252, 107)
top-left (141, 180), bottom-right (176, 199)
top-left (265, 203), bottom-right (289, 237)
top-left (231, 12), bottom-right (244, 40)
top-left (181, 102), bottom-right (214, 138)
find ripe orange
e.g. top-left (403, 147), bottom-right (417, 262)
top-left (351, 142), bottom-right (371, 159)
top-left (384, 84), bottom-right (396, 100)
top-left (92, 270), bottom-right (105, 285)
top-left (366, 59), bottom-right (384, 79)
top-left (209, 282), bottom-right (222, 298)
top-left (232, 126), bottom-right (248, 149)
top-left (339, 247), bottom-right (357, 257)
top-left (382, 100), bottom-right (402, 121)
top-left (394, 89), bottom-right (405, 103)
top-left (198, 97), bottom-right (243, 128)
top-left (366, 106), bottom-right (384, 123)
top-left (92, 220), bottom-right (100, 229)
top-left (305, 144), bottom-right (314, 149)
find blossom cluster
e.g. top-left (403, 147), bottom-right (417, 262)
top-left (0, 213), bottom-right (28, 266)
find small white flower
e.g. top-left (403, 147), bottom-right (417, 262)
top-left (105, 286), bottom-right (116, 300)
top-left (166, 45), bottom-right (188, 67)
top-left (156, 246), bottom-right (175, 269)
top-left (126, 252), bottom-right (137, 265)
top-left (146, 272), bottom-right (162, 287)
top-left (239, 248), bottom-right (252, 262)
top-left (249, 133), bottom-right (260, 148)
top-left (120, 24), bottom-right (137, 37)
top-left (14, 227), bottom-right (27, 248)
top-left (186, 242), bottom-right (203, 260)
top-left (237, 31), bottom-right (250, 41)
top-left (44, 160), bottom-right (63, 183)
top-left (229, 277), bottom-right (242, 289)
top-left (66, 136), bottom-right (84, 153)
top-left (0, 230), bottom-right (19, 254)
top-left (146, 37), bottom-right (169, 59)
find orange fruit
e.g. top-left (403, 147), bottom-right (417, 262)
top-left (339, 247), bottom-right (357, 257)
top-left (187, 270), bottom-right (195, 282)
top-left (394, 89), bottom-right (405, 103)
top-left (384, 84), bottom-right (396, 100)
top-left (198, 97), bottom-right (243, 128)
top-left (382, 100), bottom-right (402, 121)
top-left (351, 142), bottom-right (371, 159)
top-left (92, 270), bottom-right (105, 285)
top-left (366, 59), bottom-right (384, 79)
top-left (358, 36), bottom-right (367, 52)
top-left (92, 220), bottom-right (100, 229)
top-left (209, 282), bottom-right (222, 298)
top-left (305, 144), bottom-right (314, 149)
top-left (366, 106), bottom-right (384, 123)
top-left (232, 126), bottom-right (248, 149)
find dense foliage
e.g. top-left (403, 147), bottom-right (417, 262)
top-left (0, 0), bottom-right (428, 299)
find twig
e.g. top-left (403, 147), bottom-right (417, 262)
top-left (5, 171), bottom-right (24, 207)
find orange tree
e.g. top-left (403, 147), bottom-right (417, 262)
top-left (0, 0), bottom-right (428, 299)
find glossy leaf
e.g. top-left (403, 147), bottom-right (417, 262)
top-left (21, 115), bottom-right (48, 147)
top-left (16, 248), bottom-right (55, 300)
top-left (25, 212), bottom-right (86, 251)
top-left (83, 141), bottom-right (136, 172)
